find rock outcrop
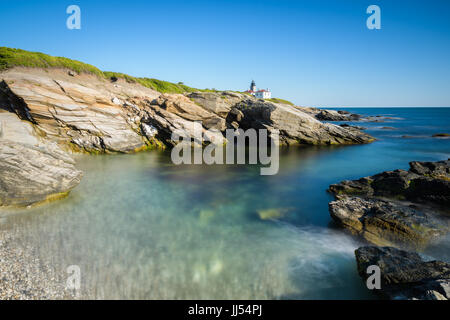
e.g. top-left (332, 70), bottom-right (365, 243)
top-left (355, 246), bottom-right (450, 300)
top-left (229, 98), bottom-right (374, 145)
top-left (0, 109), bottom-right (83, 207)
top-left (328, 160), bottom-right (450, 249)
top-left (329, 159), bottom-right (450, 208)
top-left (0, 140), bottom-right (82, 207)
top-left (0, 68), bottom-right (374, 153)
top-left (329, 197), bottom-right (447, 249)
top-left (0, 68), bottom-right (159, 153)
top-left (299, 107), bottom-right (360, 121)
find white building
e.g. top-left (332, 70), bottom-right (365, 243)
top-left (255, 89), bottom-right (271, 99)
top-left (246, 80), bottom-right (272, 99)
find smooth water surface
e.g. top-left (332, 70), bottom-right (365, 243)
top-left (1, 108), bottom-right (449, 299)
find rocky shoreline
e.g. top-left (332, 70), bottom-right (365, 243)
top-left (0, 66), bottom-right (374, 208)
top-left (0, 52), bottom-right (448, 300)
top-left (355, 246), bottom-right (450, 300)
top-left (327, 159), bottom-right (450, 299)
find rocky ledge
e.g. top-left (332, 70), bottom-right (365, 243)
top-left (328, 159), bottom-right (450, 249)
top-left (0, 140), bottom-right (82, 207)
top-left (355, 246), bottom-right (450, 300)
top-left (0, 67), bottom-right (374, 154)
top-left (0, 110), bottom-right (82, 208)
top-left (299, 106), bottom-right (400, 123)
top-left (0, 66), bottom-right (375, 207)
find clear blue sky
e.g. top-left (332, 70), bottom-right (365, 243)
top-left (1, 0), bottom-right (449, 107)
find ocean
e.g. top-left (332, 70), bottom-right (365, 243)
top-left (1, 107), bottom-right (449, 299)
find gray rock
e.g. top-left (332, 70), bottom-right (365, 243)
top-left (355, 246), bottom-right (450, 300)
top-left (232, 99), bottom-right (374, 145)
top-left (328, 159), bottom-right (450, 248)
top-left (329, 159), bottom-right (450, 208)
top-left (0, 69), bottom-right (156, 153)
top-left (316, 110), bottom-right (361, 121)
top-left (329, 197), bottom-right (448, 249)
top-left (1, 68), bottom-right (374, 152)
top-left (0, 140), bottom-right (82, 207)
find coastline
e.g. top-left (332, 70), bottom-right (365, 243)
top-left (0, 49), bottom-right (449, 300)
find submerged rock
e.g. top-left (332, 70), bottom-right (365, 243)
top-left (355, 246), bottom-right (450, 300)
top-left (432, 133), bottom-right (450, 138)
top-left (256, 207), bottom-right (292, 220)
top-left (0, 140), bottom-right (82, 207)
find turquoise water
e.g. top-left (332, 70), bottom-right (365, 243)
top-left (1, 108), bottom-right (449, 299)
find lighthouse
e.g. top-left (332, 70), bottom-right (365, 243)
top-left (250, 80), bottom-right (256, 92)
top-left (245, 80), bottom-right (271, 99)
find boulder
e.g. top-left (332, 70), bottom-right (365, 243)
top-left (355, 246), bottom-right (450, 300)
top-left (329, 197), bottom-right (448, 249)
top-left (329, 159), bottom-right (450, 208)
top-left (316, 109), bottom-right (361, 121)
top-left (328, 159), bottom-right (450, 249)
top-left (151, 94), bottom-right (226, 131)
top-left (232, 99), bottom-right (374, 145)
top-left (0, 140), bottom-right (82, 207)
top-left (0, 68), bottom-right (156, 153)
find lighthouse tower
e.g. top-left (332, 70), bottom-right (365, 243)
top-left (250, 80), bottom-right (256, 92)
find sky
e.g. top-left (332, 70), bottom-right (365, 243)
top-left (0, 0), bottom-right (449, 107)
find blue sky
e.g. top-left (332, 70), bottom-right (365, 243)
top-left (1, 0), bottom-right (449, 107)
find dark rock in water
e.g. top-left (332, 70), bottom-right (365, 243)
top-left (329, 197), bottom-right (447, 249)
top-left (355, 246), bottom-right (450, 300)
top-left (409, 159), bottom-right (450, 177)
top-left (329, 159), bottom-right (450, 208)
top-left (432, 133), bottom-right (450, 138)
top-left (381, 126), bottom-right (396, 130)
top-left (407, 177), bottom-right (450, 208)
top-left (315, 110), bottom-right (360, 121)
top-left (340, 124), bottom-right (367, 131)
top-left (328, 159), bottom-right (450, 248)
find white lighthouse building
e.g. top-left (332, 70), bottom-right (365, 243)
top-left (245, 80), bottom-right (271, 99)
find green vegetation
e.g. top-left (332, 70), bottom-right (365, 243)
top-left (0, 47), bottom-right (104, 77)
top-left (0, 47), bottom-right (294, 100)
top-left (267, 98), bottom-right (294, 105)
top-left (103, 71), bottom-right (202, 94)
top-left (0, 47), bottom-right (212, 94)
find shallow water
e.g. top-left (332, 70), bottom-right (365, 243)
top-left (1, 107), bottom-right (449, 299)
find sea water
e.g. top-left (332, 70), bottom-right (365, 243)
top-left (0, 107), bottom-right (449, 299)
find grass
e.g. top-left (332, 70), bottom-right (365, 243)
top-left (103, 71), bottom-right (203, 94)
top-left (0, 47), bottom-right (104, 77)
top-left (267, 98), bottom-right (294, 105)
top-left (0, 47), bottom-right (294, 100)
top-left (0, 47), bottom-right (215, 94)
